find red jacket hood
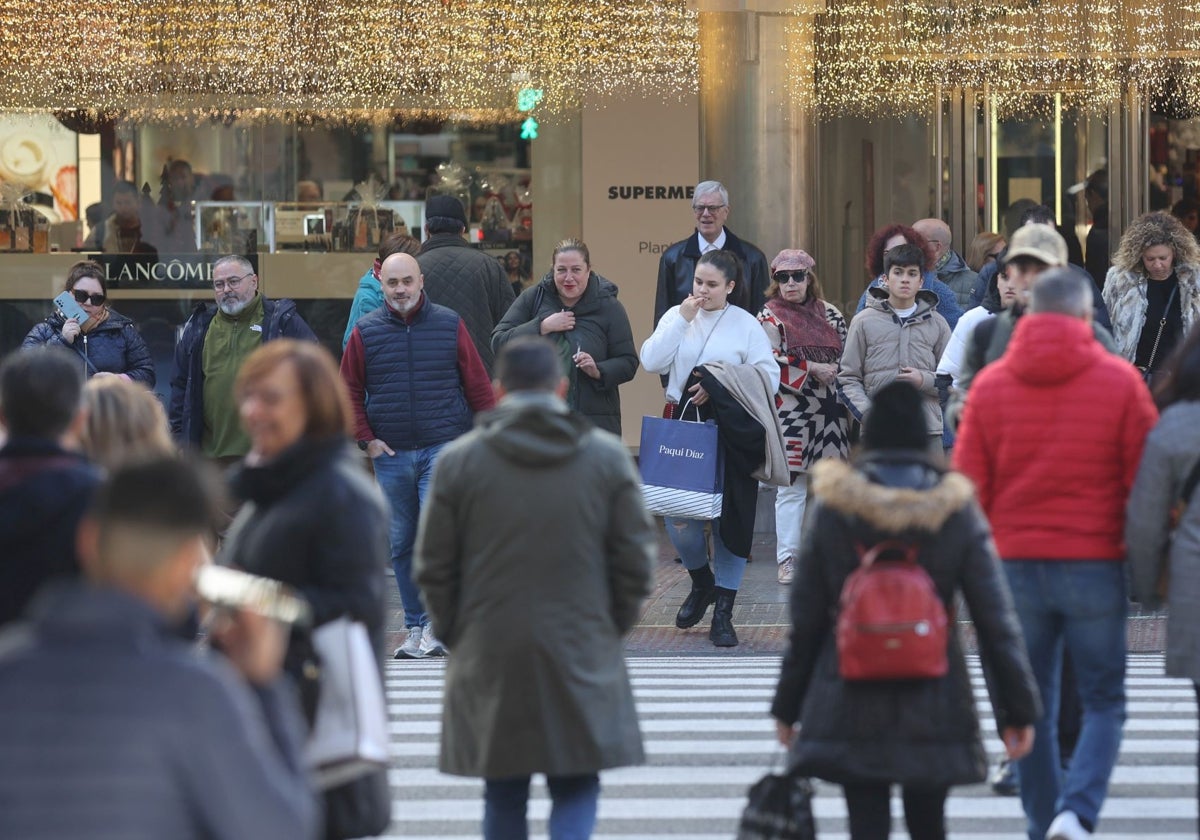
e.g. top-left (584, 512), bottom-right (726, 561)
top-left (1004, 313), bottom-right (1102, 387)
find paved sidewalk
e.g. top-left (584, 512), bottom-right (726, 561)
top-left (384, 510), bottom-right (1167, 657)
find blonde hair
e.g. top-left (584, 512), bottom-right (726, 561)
top-left (81, 378), bottom-right (175, 471)
top-left (1113, 211), bottom-right (1200, 275)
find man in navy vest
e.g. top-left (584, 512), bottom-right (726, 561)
top-left (341, 252), bottom-right (495, 660)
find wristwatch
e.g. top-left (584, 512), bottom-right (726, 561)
top-left (357, 440), bottom-right (370, 451)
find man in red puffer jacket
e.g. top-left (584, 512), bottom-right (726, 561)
top-left (954, 268), bottom-right (1158, 840)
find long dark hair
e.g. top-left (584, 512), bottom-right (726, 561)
top-left (1152, 322), bottom-right (1200, 410)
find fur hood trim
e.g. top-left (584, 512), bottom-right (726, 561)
top-left (812, 458), bottom-right (975, 533)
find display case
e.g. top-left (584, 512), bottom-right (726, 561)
top-left (194, 201), bottom-right (272, 253)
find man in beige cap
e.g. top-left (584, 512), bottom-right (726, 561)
top-left (948, 224), bottom-right (1117, 426)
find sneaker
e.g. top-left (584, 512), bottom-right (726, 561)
top-left (1047, 810), bottom-right (1091, 840)
top-left (990, 759), bottom-right (1018, 796)
top-left (393, 625), bottom-right (424, 660)
top-left (777, 557), bottom-right (795, 585)
top-left (418, 626), bottom-right (447, 658)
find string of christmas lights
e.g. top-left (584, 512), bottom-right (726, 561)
top-left (0, 0), bottom-right (698, 121)
top-left (784, 0), bottom-right (1200, 118)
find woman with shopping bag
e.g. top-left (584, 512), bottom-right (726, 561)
top-left (640, 249), bottom-right (782, 648)
top-left (219, 339), bottom-right (392, 839)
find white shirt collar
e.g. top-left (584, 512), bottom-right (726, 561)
top-left (698, 228), bottom-right (727, 253)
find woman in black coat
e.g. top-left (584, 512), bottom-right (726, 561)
top-left (491, 238), bottom-right (638, 436)
top-left (219, 339), bottom-right (390, 840)
top-left (771, 382), bottom-right (1041, 840)
top-left (21, 260), bottom-right (155, 386)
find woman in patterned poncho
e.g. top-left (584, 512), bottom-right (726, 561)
top-left (757, 249), bottom-right (851, 584)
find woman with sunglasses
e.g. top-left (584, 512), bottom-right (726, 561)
top-left (757, 250), bottom-right (850, 585)
top-left (21, 260), bottom-right (155, 386)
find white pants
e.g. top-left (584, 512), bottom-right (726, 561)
top-left (775, 476), bottom-right (808, 565)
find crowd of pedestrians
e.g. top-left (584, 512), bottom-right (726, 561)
top-left (1, 183), bottom-right (1199, 840)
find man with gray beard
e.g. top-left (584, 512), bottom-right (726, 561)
top-left (169, 255), bottom-right (316, 461)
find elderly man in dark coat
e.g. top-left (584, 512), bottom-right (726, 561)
top-left (414, 336), bottom-right (654, 840)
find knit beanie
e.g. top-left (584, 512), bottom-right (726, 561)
top-left (862, 381), bottom-right (928, 451)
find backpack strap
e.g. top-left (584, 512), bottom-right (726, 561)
top-left (855, 539), bottom-right (920, 568)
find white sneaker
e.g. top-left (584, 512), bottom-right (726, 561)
top-left (777, 557), bottom-right (795, 585)
top-left (419, 625), bottom-right (447, 658)
top-left (1047, 811), bottom-right (1091, 840)
top-left (393, 625), bottom-right (425, 660)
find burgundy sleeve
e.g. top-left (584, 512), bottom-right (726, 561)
top-left (457, 321), bottom-right (497, 412)
top-left (339, 328), bottom-right (375, 441)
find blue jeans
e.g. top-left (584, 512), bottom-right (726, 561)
top-left (483, 774), bottom-right (600, 840)
top-left (664, 517), bottom-right (747, 590)
top-left (371, 443), bottom-right (445, 628)
top-left (1003, 561), bottom-right (1127, 840)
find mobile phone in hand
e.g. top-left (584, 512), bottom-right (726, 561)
top-left (53, 291), bottom-right (89, 324)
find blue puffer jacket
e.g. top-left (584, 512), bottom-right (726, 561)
top-left (342, 267), bottom-right (384, 350)
top-left (21, 309), bottom-right (155, 386)
top-left (356, 301), bottom-right (472, 450)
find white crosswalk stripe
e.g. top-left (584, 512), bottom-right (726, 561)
top-left (375, 654), bottom-right (1196, 839)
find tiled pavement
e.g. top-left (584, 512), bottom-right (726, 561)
top-left (386, 504), bottom-right (1167, 656)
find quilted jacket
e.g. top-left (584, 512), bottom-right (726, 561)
top-left (418, 235), bottom-right (515, 375)
top-left (22, 309), bottom-right (155, 386)
top-left (954, 313), bottom-right (1158, 560)
top-left (836, 288), bottom-right (951, 435)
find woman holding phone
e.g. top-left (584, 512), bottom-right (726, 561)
top-left (21, 260), bottom-right (155, 386)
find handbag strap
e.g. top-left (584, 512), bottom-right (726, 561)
top-left (1144, 284), bottom-right (1179, 373)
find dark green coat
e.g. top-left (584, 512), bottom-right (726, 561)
top-left (491, 272), bottom-right (638, 436)
top-left (414, 392), bottom-right (654, 778)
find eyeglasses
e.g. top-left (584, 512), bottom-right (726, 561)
top-left (693, 204), bottom-right (726, 216)
top-left (72, 289), bottom-right (106, 306)
top-left (213, 273), bottom-right (253, 292)
top-left (773, 271), bottom-right (809, 285)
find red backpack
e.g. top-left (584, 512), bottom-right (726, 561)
top-left (836, 540), bottom-right (949, 681)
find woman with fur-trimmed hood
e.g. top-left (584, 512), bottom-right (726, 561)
top-left (1103, 211), bottom-right (1200, 383)
top-left (770, 382), bottom-right (1040, 840)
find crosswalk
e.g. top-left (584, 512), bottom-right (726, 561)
top-left (378, 654), bottom-right (1196, 839)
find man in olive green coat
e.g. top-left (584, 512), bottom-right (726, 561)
top-left (414, 336), bottom-right (655, 840)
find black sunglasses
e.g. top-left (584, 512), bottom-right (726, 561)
top-left (772, 270), bottom-right (809, 284)
top-left (72, 289), bottom-right (107, 306)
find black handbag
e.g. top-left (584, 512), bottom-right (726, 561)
top-left (736, 770), bottom-right (817, 840)
top-left (323, 765), bottom-right (391, 839)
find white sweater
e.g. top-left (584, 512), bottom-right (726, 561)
top-left (937, 305), bottom-right (995, 388)
top-left (640, 304), bottom-right (780, 404)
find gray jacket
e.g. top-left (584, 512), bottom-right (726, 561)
top-left (0, 584), bottom-right (317, 840)
top-left (1127, 401), bottom-right (1200, 683)
top-left (415, 392), bottom-right (654, 778)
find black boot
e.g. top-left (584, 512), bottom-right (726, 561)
top-left (675, 565), bottom-right (717, 629)
top-left (710, 587), bottom-right (739, 647)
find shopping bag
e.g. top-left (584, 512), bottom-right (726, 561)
top-left (736, 771), bottom-right (817, 840)
top-left (638, 413), bottom-right (723, 519)
top-left (306, 617), bottom-right (390, 790)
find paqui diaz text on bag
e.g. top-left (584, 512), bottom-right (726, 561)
top-left (658, 445), bottom-right (709, 460)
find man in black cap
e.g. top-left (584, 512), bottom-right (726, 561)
top-left (417, 194), bottom-right (515, 374)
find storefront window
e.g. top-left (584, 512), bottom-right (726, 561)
top-left (0, 113), bottom-right (533, 381)
top-left (1149, 107), bottom-right (1200, 242)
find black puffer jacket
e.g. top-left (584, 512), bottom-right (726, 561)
top-left (418, 235), bottom-right (516, 375)
top-left (492, 272), bottom-right (638, 436)
top-left (222, 439), bottom-right (389, 709)
top-left (771, 451), bottom-right (1040, 789)
top-left (22, 309), bottom-right (155, 386)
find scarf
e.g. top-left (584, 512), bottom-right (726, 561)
top-left (80, 306), bottom-right (110, 334)
top-left (764, 296), bottom-right (841, 364)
